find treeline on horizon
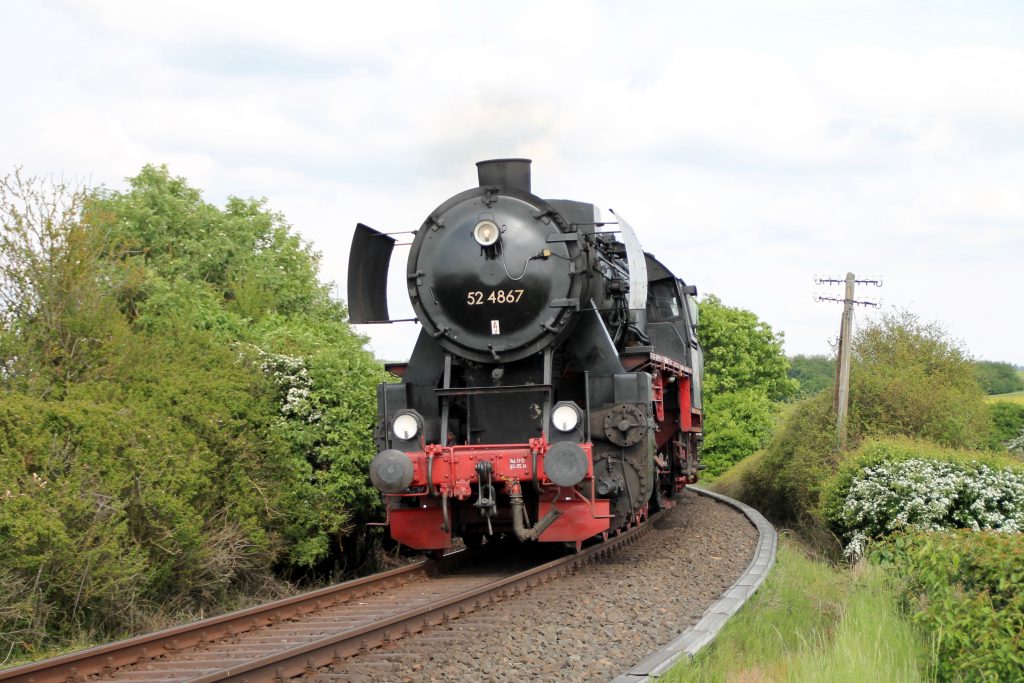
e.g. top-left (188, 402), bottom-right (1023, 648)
top-left (788, 355), bottom-right (1024, 398)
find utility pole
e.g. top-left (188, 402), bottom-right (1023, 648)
top-left (815, 273), bottom-right (881, 450)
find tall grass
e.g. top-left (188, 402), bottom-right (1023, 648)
top-left (664, 536), bottom-right (928, 682)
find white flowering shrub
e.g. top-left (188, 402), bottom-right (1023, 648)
top-left (829, 457), bottom-right (1024, 561)
top-left (254, 349), bottom-right (322, 423)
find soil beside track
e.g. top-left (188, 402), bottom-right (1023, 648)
top-left (312, 490), bottom-right (757, 682)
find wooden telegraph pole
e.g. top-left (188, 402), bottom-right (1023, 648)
top-left (816, 273), bottom-right (881, 450)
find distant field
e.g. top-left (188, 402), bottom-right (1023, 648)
top-left (987, 390), bottom-right (1024, 405)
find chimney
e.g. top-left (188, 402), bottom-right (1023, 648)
top-left (476, 158), bottom-right (532, 193)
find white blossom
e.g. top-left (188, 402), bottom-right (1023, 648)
top-left (836, 458), bottom-right (1024, 561)
top-left (250, 347), bottom-right (322, 423)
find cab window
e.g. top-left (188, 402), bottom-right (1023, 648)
top-left (647, 278), bottom-right (682, 321)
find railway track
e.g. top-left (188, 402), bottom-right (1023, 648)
top-left (1, 510), bottom-right (662, 683)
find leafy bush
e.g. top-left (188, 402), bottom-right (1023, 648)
top-left (987, 400), bottom-right (1024, 450)
top-left (0, 167), bottom-right (386, 657)
top-left (735, 392), bottom-right (837, 523)
top-left (823, 439), bottom-right (1024, 560)
top-left (849, 311), bottom-right (990, 449)
top-left (871, 531), bottom-right (1024, 682)
top-left (699, 388), bottom-right (776, 477)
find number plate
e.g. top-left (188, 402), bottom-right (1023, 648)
top-left (466, 289), bottom-right (525, 305)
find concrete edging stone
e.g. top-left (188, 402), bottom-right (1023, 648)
top-left (609, 486), bottom-right (779, 682)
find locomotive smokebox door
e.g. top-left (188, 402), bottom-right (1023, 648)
top-left (405, 182), bottom-right (586, 364)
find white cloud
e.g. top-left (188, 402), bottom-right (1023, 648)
top-left (3, 0), bottom-right (1022, 364)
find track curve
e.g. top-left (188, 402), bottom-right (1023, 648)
top-left (1, 506), bottom-right (664, 683)
top-left (612, 486), bottom-right (778, 681)
top-left (2, 489), bottom-right (764, 683)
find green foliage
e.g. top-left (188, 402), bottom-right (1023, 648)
top-left (987, 400), bottom-right (1024, 450)
top-left (973, 360), bottom-right (1024, 395)
top-left (699, 389), bottom-right (776, 477)
top-left (737, 393), bottom-right (838, 523)
top-left (0, 335), bottom-right (295, 649)
top-left (0, 171), bottom-right (118, 394)
top-left (698, 294), bottom-right (798, 402)
top-left (849, 311), bottom-right (990, 449)
top-left (788, 354), bottom-right (834, 398)
top-left (89, 165), bottom-right (328, 334)
top-left (0, 167), bottom-right (386, 656)
top-left (696, 294), bottom-right (796, 477)
top-left (871, 531), bottom-right (1024, 682)
top-left (722, 311), bottom-right (995, 528)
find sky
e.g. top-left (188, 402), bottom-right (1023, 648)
top-left (2, 0), bottom-right (1022, 364)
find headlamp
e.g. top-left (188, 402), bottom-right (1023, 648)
top-left (473, 220), bottom-right (500, 247)
top-left (552, 402), bottom-right (582, 433)
top-left (392, 412), bottom-right (421, 440)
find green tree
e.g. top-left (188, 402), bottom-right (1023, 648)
top-left (973, 360), bottom-right (1024, 395)
top-left (698, 294), bottom-right (797, 401)
top-left (696, 295), bottom-right (796, 477)
top-left (85, 165), bottom-right (388, 566)
top-left (849, 311), bottom-right (990, 449)
top-left (788, 354), bottom-right (834, 398)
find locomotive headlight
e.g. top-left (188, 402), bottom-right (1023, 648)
top-left (551, 402), bottom-right (582, 433)
top-left (473, 220), bottom-right (500, 247)
top-left (392, 411), bottom-right (422, 440)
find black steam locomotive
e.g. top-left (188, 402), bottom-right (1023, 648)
top-left (348, 159), bottom-right (703, 552)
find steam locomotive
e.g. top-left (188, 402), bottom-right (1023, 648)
top-left (348, 159), bottom-right (703, 553)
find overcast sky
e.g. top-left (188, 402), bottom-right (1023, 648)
top-left (2, 0), bottom-right (1022, 364)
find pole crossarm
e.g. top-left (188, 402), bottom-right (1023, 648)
top-left (815, 276), bottom-right (883, 287)
top-left (815, 296), bottom-right (881, 308)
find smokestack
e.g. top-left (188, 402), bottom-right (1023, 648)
top-left (476, 158), bottom-right (532, 193)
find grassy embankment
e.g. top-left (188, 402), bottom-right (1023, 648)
top-left (669, 437), bottom-right (1024, 681)
top-left (666, 314), bottom-right (1024, 682)
top-left (664, 533), bottom-right (926, 683)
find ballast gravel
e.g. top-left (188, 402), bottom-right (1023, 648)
top-left (311, 490), bottom-right (758, 682)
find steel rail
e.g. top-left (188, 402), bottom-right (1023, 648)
top-left (195, 510), bottom-right (661, 682)
top-left (0, 558), bottom-right (444, 683)
top-left (2, 511), bottom-right (661, 683)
